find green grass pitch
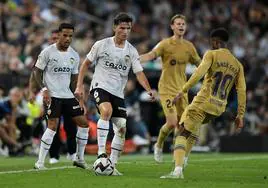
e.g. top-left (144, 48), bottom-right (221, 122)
top-left (0, 153), bottom-right (268, 188)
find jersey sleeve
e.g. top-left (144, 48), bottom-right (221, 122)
top-left (35, 49), bottom-right (49, 70)
top-left (72, 53), bottom-right (80, 74)
top-left (152, 41), bottom-right (165, 57)
top-left (131, 48), bottom-right (143, 73)
top-left (182, 50), bottom-right (213, 92)
top-left (189, 43), bottom-right (201, 66)
top-left (235, 63), bottom-right (246, 118)
top-left (86, 41), bottom-right (101, 62)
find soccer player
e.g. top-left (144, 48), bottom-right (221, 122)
top-left (140, 14), bottom-right (201, 163)
top-left (31, 23), bottom-right (89, 169)
top-left (160, 28), bottom-right (246, 179)
top-left (75, 12), bottom-right (155, 175)
top-left (45, 29), bottom-right (78, 164)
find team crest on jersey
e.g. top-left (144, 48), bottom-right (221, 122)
top-left (170, 59), bottom-right (176, 66)
top-left (70, 57), bottom-right (75, 64)
top-left (124, 55), bottom-right (130, 64)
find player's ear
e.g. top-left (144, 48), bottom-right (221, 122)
top-left (112, 24), bottom-right (117, 32)
top-left (170, 24), bottom-right (174, 31)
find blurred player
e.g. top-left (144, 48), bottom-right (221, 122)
top-left (161, 28), bottom-right (246, 179)
top-left (31, 23), bottom-right (89, 169)
top-left (75, 12), bottom-right (156, 175)
top-left (140, 14), bottom-right (201, 163)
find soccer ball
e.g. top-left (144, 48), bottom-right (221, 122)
top-left (93, 157), bottom-right (114, 176)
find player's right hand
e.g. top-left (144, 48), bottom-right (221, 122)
top-left (28, 91), bottom-right (36, 103)
top-left (42, 90), bottom-right (51, 106)
top-left (234, 117), bottom-right (243, 133)
top-left (172, 91), bottom-right (184, 105)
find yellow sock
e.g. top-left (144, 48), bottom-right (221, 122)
top-left (156, 124), bottom-right (173, 148)
top-left (174, 136), bottom-right (187, 167)
top-left (185, 134), bottom-right (197, 157)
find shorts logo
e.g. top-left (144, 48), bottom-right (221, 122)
top-left (73, 105), bottom-right (80, 109)
top-left (170, 59), bottom-right (176, 66)
top-left (118, 107), bottom-right (127, 111)
top-left (47, 109), bottom-right (51, 115)
top-left (96, 97), bottom-right (100, 103)
top-left (94, 90), bottom-right (99, 98)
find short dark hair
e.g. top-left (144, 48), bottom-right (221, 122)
top-left (51, 29), bottom-right (59, 34)
top-left (58, 23), bottom-right (74, 32)
top-left (170, 14), bottom-right (186, 25)
top-left (210, 28), bottom-right (229, 42)
top-left (113, 12), bottom-right (133, 26)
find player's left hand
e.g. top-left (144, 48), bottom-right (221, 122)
top-left (235, 117), bottom-right (243, 133)
top-left (81, 101), bottom-right (87, 115)
top-left (172, 91), bottom-right (184, 105)
top-left (74, 86), bottom-right (83, 101)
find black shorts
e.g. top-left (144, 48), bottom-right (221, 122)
top-left (46, 97), bottom-right (83, 119)
top-left (90, 88), bottom-right (127, 118)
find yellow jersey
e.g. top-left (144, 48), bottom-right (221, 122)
top-left (153, 37), bottom-right (201, 95)
top-left (182, 48), bottom-right (246, 118)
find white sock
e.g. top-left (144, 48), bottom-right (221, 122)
top-left (97, 119), bottom-right (109, 155)
top-left (174, 166), bottom-right (183, 174)
top-left (76, 127), bottom-right (89, 161)
top-left (37, 128), bottom-right (56, 164)
top-left (110, 134), bottom-right (125, 167)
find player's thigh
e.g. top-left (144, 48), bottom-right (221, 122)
top-left (175, 95), bottom-right (188, 119)
top-left (111, 96), bottom-right (127, 119)
top-left (47, 97), bottom-right (62, 119)
top-left (90, 88), bottom-right (113, 118)
top-left (46, 98), bottom-right (62, 130)
top-left (179, 104), bottom-right (206, 135)
top-left (63, 98), bottom-right (88, 127)
top-left (159, 95), bottom-right (177, 127)
top-left (62, 113), bottom-right (77, 136)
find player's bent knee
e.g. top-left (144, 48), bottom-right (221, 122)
top-left (73, 116), bottom-right (88, 128)
top-left (47, 119), bottom-right (58, 131)
top-left (174, 123), bottom-right (192, 139)
top-left (113, 118), bottom-right (126, 137)
top-left (100, 108), bottom-right (113, 119)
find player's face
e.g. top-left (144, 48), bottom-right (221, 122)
top-left (58, 29), bottom-right (74, 49)
top-left (210, 37), bottom-right (219, 49)
top-left (113, 22), bottom-right (132, 41)
top-left (171, 18), bottom-right (186, 37)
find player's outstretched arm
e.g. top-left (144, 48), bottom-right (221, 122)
top-left (234, 63), bottom-right (246, 132)
top-left (173, 51), bottom-right (213, 104)
top-left (75, 58), bottom-right (92, 100)
top-left (135, 71), bottom-right (156, 101)
top-left (139, 51), bottom-right (157, 63)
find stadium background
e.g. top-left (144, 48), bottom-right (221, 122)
top-left (0, 0), bottom-right (268, 157)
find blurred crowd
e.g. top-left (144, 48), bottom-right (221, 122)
top-left (0, 0), bottom-right (268, 155)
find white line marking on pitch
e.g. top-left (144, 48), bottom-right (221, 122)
top-left (0, 166), bottom-right (76, 175)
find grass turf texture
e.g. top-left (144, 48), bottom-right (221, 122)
top-left (0, 153), bottom-right (268, 188)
